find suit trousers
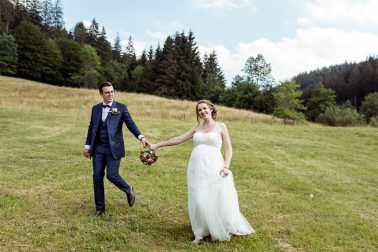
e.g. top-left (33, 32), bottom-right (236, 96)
top-left (92, 143), bottom-right (131, 211)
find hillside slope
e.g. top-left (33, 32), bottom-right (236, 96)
top-left (0, 76), bottom-right (377, 251)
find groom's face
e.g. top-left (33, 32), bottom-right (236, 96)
top-left (100, 86), bottom-right (114, 104)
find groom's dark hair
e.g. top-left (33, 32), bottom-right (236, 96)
top-left (98, 81), bottom-right (113, 93)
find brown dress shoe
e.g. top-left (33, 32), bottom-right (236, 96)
top-left (127, 185), bottom-right (135, 207)
top-left (94, 210), bottom-right (105, 217)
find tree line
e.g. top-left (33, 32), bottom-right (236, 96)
top-left (1, 0), bottom-right (378, 126)
top-left (0, 0), bottom-right (226, 102)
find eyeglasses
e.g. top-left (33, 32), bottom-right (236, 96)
top-left (102, 91), bottom-right (114, 95)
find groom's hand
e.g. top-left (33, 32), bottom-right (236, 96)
top-left (140, 137), bottom-right (150, 148)
top-left (83, 148), bottom-right (91, 158)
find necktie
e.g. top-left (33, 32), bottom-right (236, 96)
top-left (102, 105), bottom-right (111, 109)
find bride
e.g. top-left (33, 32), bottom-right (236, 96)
top-left (150, 100), bottom-right (254, 244)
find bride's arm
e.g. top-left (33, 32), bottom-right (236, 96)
top-left (150, 126), bottom-right (196, 151)
top-left (220, 122), bottom-right (232, 174)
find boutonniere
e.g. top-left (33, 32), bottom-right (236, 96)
top-left (111, 108), bottom-right (120, 115)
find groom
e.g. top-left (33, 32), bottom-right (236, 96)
top-left (83, 81), bottom-right (150, 217)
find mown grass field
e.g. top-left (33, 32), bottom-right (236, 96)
top-left (0, 76), bottom-right (377, 251)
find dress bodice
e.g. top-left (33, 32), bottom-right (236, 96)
top-left (193, 132), bottom-right (222, 149)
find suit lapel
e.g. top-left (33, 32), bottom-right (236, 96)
top-left (94, 103), bottom-right (103, 125)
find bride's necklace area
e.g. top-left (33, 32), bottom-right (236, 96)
top-left (201, 120), bottom-right (216, 133)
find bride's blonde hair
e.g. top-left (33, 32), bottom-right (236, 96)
top-left (196, 100), bottom-right (217, 123)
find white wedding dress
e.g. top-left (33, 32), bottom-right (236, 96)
top-left (187, 128), bottom-right (255, 241)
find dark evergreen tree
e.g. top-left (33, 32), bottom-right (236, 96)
top-left (174, 32), bottom-right (192, 98)
top-left (26, 0), bottom-right (42, 25)
top-left (73, 21), bottom-right (87, 44)
top-left (148, 45), bottom-right (154, 61)
top-left (201, 51), bottom-right (226, 102)
top-left (112, 33), bottom-right (122, 62)
top-left (96, 26), bottom-right (112, 65)
top-left (51, 0), bottom-right (63, 29)
top-left (0, 33), bottom-right (18, 74)
top-left (186, 31), bottom-right (203, 100)
top-left (154, 36), bottom-right (177, 97)
top-left (14, 20), bottom-right (62, 83)
top-left (87, 18), bottom-right (100, 46)
top-left (121, 35), bottom-right (137, 86)
top-left (41, 0), bottom-right (53, 30)
top-left (56, 38), bottom-right (83, 86)
top-left (0, 0), bottom-right (15, 33)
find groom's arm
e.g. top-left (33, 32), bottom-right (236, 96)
top-left (122, 105), bottom-right (142, 139)
top-left (83, 108), bottom-right (95, 158)
top-left (121, 105), bottom-right (150, 147)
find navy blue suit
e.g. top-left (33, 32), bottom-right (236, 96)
top-left (85, 100), bottom-right (142, 211)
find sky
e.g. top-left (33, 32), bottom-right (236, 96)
top-left (61, 0), bottom-right (378, 85)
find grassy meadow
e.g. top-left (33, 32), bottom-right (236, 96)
top-left (0, 76), bottom-right (377, 251)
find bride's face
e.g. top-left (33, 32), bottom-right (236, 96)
top-left (197, 103), bottom-right (213, 120)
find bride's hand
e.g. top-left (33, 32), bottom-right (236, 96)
top-left (149, 144), bottom-right (158, 152)
top-left (220, 167), bottom-right (230, 177)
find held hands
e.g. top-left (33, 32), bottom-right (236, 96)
top-left (149, 144), bottom-right (158, 152)
top-left (140, 137), bottom-right (151, 148)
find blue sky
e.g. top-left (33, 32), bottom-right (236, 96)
top-left (61, 0), bottom-right (378, 85)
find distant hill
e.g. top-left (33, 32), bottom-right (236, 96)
top-left (294, 56), bottom-right (378, 108)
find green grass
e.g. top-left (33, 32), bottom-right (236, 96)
top-left (0, 76), bottom-right (377, 251)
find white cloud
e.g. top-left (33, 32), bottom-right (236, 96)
top-left (82, 20), bottom-right (92, 28)
top-left (146, 31), bottom-right (169, 43)
top-left (301, 0), bottom-right (378, 25)
top-left (193, 0), bottom-right (256, 10)
top-left (202, 27), bottom-right (378, 84)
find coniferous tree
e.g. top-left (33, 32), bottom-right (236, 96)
top-left (174, 32), bottom-right (192, 98)
top-left (154, 36), bottom-right (177, 97)
top-left (96, 26), bottom-right (112, 65)
top-left (42, 37), bottom-right (63, 83)
top-left (73, 21), bottom-right (87, 44)
top-left (51, 0), bottom-right (63, 30)
top-left (0, 0), bottom-right (15, 33)
top-left (187, 31), bottom-right (203, 99)
top-left (41, 0), bottom-right (53, 30)
top-left (12, 0), bottom-right (29, 28)
top-left (57, 38), bottom-right (83, 86)
top-left (26, 0), bottom-right (42, 25)
top-left (112, 33), bottom-right (122, 62)
top-left (122, 35), bottom-right (137, 83)
top-left (202, 51), bottom-right (226, 102)
top-left (0, 33), bottom-right (18, 74)
top-left (14, 20), bottom-right (62, 83)
top-left (148, 45), bottom-right (154, 61)
top-left (14, 20), bottom-right (46, 80)
top-left (88, 18), bottom-right (99, 47)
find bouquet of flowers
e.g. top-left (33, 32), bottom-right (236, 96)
top-left (139, 150), bottom-right (158, 165)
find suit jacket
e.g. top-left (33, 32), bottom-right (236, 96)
top-left (85, 100), bottom-right (142, 159)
